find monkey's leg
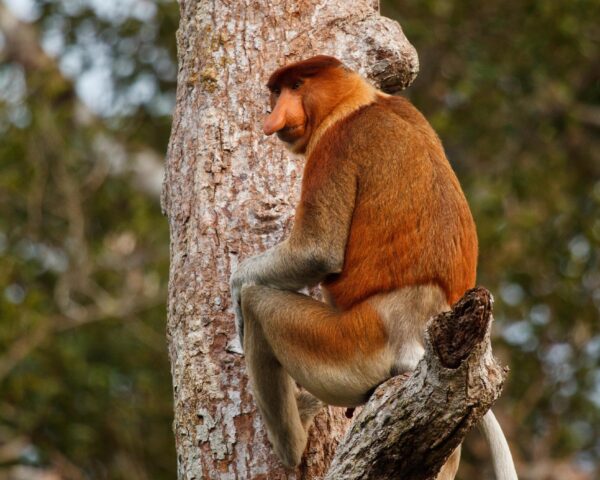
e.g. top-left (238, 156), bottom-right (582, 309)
top-left (241, 285), bottom-right (393, 408)
top-left (242, 295), bottom-right (307, 468)
top-left (241, 284), bottom-right (393, 467)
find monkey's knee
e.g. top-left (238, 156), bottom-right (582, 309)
top-left (240, 284), bottom-right (262, 318)
top-left (240, 284), bottom-right (280, 323)
top-left (239, 284), bottom-right (267, 351)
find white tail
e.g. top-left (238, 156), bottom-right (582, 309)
top-left (479, 410), bottom-right (518, 480)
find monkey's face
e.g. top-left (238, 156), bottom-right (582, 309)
top-left (264, 57), bottom-right (349, 154)
top-left (263, 84), bottom-right (310, 153)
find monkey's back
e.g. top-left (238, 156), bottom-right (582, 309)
top-left (320, 95), bottom-right (478, 310)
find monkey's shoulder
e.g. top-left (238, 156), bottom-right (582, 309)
top-left (318, 95), bottom-right (439, 163)
top-left (339, 96), bottom-right (436, 145)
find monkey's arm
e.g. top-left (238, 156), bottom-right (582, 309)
top-left (230, 150), bottom-right (358, 342)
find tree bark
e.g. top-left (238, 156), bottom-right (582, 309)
top-left (162, 1), bottom-right (418, 478)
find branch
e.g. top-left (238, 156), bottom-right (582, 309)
top-left (325, 287), bottom-right (507, 480)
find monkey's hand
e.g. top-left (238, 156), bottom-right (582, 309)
top-left (230, 256), bottom-right (263, 348)
top-left (230, 282), bottom-right (245, 346)
top-left (229, 244), bottom-right (317, 347)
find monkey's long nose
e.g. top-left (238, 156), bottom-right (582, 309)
top-left (263, 106), bottom-right (286, 135)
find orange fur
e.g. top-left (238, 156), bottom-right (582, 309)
top-left (267, 58), bottom-right (478, 312)
top-left (258, 291), bottom-right (388, 363)
top-left (300, 94), bottom-right (478, 309)
top-left (234, 56), bottom-right (481, 472)
top-left (261, 55), bottom-right (478, 373)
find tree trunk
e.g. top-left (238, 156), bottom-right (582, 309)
top-left (162, 1), bottom-right (417, 478)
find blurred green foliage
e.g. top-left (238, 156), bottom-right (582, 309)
top-left (0, 0), bottom-right (178, 478)
top-left (0, 0), bottom-right (598, 478)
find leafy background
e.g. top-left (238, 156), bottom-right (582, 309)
top-left (0, 0), bottom-right (598, 478)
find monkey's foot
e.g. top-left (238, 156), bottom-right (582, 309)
top-left (296, 390), bottom-right (324, 431)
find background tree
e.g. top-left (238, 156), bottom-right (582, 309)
top-left (0, 1), bottom-right (178, 478)
top-left (0, 0), bottom-right (598, 479)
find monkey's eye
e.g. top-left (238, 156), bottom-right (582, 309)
top-left (291, 80), bottom-right (303, 90)
top-left (272, 87), bottom-right (281, 95)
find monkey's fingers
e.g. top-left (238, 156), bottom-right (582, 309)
top-left (230, 284), bottom-right (245, 348)
top-left (235, 302), bottom-right (245, 347)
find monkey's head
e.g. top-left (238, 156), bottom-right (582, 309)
top-left (264, 55), bottom-right (353, 154)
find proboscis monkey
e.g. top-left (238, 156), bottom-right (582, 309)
top-left (230, 55), bottom-right (517, 480)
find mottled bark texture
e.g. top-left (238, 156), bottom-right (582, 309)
top-left (325, 288), bottom-right (507, 480)
top-left (162, 1), bottom-right (419, 478)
